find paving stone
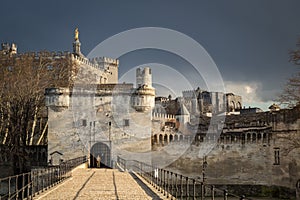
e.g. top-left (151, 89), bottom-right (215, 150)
top-left (34, 167), bottom-right (156, 200)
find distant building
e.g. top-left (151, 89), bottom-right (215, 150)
top-left (269, 103), bottom-right (281, 112)
top-left (240, 106), bottom-right (263, 114)
top-left (170, 88), bottom-right (242, 115)
top-left (0, 42), bottom-right (17, 56)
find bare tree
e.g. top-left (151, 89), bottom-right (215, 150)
top-left (279, 38), bottom-right (300, 107)
top-left (0, 52), bottom-right (74, 147)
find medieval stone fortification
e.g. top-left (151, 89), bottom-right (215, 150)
top-left (1, 29), bottom-right (299, 194)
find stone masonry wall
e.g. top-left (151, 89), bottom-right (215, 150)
top-left (166, 105), bottom-right (300, 189)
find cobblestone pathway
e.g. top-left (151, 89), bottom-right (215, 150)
top-left (34, 166), bottom-right (162, 200)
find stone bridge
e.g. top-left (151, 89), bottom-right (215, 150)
top-left (0, 157), bottom-right (256, 200)
top-left (33, 165), bottom-right (165, 200)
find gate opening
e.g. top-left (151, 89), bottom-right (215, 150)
top-left (90, 142), bottom-right (111, 168)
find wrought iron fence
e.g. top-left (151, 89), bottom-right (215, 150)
top-left (0, 156), bottom-right (86, 200)
top-left (117, 156), bottom-right (250, 200)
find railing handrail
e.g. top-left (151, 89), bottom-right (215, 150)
top-left (117, 156), bottom-right (251, 200)
top-left (0, 156), bottom-right (87, 199)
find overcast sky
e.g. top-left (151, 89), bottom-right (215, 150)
top-left (0, 0), bottom-right (299, 110)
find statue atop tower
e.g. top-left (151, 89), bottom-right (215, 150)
top-left (74, 28), bottom-right (79, 41)
top-left (73, 27), bottom-right (83, 57)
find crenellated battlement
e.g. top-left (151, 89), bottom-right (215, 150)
top-left (182, 90), bottom-right (197, 98)
top-left (91, 56), bottom-right (119, 66)
top-left (1, 47), bottom-right (118, 72)
top-left (152, 112), bottom-right (175, 120)
top-left (16, 51), bottom-right (72, 58)
top-left (136, 67), bottom-right (152, 88)
top-left (72, 54), bottom-right (100, 69)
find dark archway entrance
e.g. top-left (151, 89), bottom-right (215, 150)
top-left (90, 142), bottom-right (111, 168)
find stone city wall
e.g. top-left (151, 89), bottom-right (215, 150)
top-left (166, 105), bottom-right (300, 189)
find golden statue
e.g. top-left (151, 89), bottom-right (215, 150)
top-left (74, 28), bottom-right (79, 41)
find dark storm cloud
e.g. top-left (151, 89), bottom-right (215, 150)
top-left (0, 0), bottom-right (299, 109)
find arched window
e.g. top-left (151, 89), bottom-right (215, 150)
top-left (179, 135), bottom-right (184, 141)
top-left (174, 134), bottom-right (178, 142)
top-left (153, 135), bottom-right (158, 144)
top-left (164, 135), bottom-right (168, 144)
top-left (247, 133), bottom-right (251, 143)
top-left (252, 133), bottom-right (257, 143)
top-left (257, 133), bottom-right (262, 143)
top-left (159, 134), bottom-right (163, 144)
top-left (263, 133), bottom-right (267, 143)
top-left (241, 134), bottom-right (246, 144)
top-left (230, 101), bottom-right (235, 112)
top-left (169, 135), bottom-right (173, 142)
top-left (236, 102), bottom-right (242, 110)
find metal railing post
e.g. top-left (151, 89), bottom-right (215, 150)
top-left (155, 167), bottom-right (158, 189)
top-left (15, 175), bottom-right (18, 199)
top-left (193, 179), bottom-right (196, 200)
top-left (175, 173), bottom-right (178, 199)
top-left (151, 165), bottom-right (154, 186)
top-left (8, 177), bottom-right (11, 199)
top-left (186, 177), bottom-right (189, 200)
top-left (27, 173), bottom-right (30, 199)
top-left (159, 169), bottom-right (162, 193)
top-left (166, 171), bottom-right (169, 198)
top-left (49, 168), bottom-right (51, 188)
top-left (201, 182), bottom-right (204, 200)
top-left (224, 189), bottom-right (228, 200)
top-left (0, 179), bottom-right (1, 200)
top-left (161, 168), bottom-right (164, 193)
top-left (42, 170), bottom-right (45, 192)
top-left (22, 174), bottom-right (25, 199)
top-left (36, 171), bottom-right (39, 195)
top-left (47, 168), bottom-right (50, 189)
top-left (170, 172), bottom-right (173, 199)
top-left (211, 185), bottom-right (215, 200)
top-left (163, 170), bottom-right (166, 196)
top-left (30, 171), bottom-right (34, 199)
top-left (180, 175), bottom-right (183, 200)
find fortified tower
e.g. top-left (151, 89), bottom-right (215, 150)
top-left (92, 57), bottom-right (119, 84)
top-left (136, 67), bottom-right (152, 87)
top-left (131, 67), bottom-right (155, 112)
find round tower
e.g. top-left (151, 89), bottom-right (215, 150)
top-left (131, 67), bottom-right (155, 112)
top-left (141, 67), bottom-right (152, 88)
top-left (136, 67), bottom-right (152, 88)
top-left (136, 68), bottom-right (142, 87)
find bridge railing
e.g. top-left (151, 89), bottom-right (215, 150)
top-left (0, 156), bottom-right (86, 200)
top-left (117, 156), bottom-right (250, 200)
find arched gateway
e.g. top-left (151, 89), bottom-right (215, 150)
top-left (90, 142), bottom-right (111, 168)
